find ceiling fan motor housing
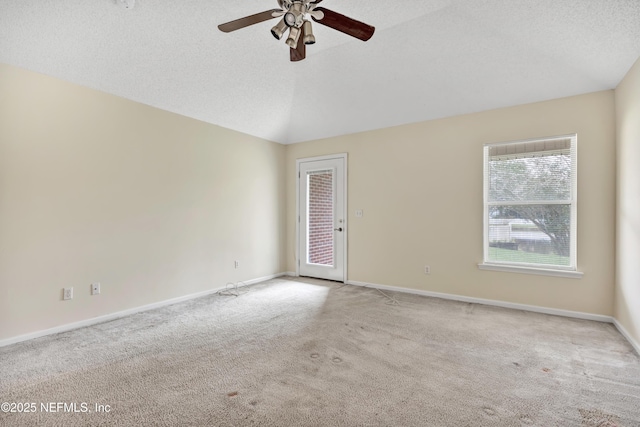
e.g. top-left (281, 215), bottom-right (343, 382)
top-left (284, 2), bottom-right (305, 28)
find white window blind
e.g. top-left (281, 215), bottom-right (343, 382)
top-left (482, 134), bottom-right (578, 271)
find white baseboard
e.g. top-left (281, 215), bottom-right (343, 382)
top-left (0, 272), bottom-right (287, 348)
top-left (241, 272), bottom-right (288, 286)
top-left (613, 318), bottom-right (640, 356)
top-left (346, 280), bottom-right (613, 323)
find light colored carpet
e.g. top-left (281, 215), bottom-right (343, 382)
top-left (1, 277), bottom-right (639, 426)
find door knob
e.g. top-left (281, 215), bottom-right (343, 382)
top-left (334, 227), bottom-right (343, 232)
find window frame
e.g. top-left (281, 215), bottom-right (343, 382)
top-left (479, 134), bottom-right (583, 278)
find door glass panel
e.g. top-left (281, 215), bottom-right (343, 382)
top-left (306, 169), bottom-right (334, 266)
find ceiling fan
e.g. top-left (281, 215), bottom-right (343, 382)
top-left (218, 0), bottom-right (375, 62)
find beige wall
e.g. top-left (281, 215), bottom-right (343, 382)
top-left (0, 61), bottom-right (623, 343)
top-left (287, 91), bottom-right (616, 315)
top-left (615, 57), bottom-right (640, 346)
top-left (0, 64), bottom-right (286, 340)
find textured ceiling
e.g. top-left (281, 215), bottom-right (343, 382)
top-left (1, 0), bottom-right (640, 144)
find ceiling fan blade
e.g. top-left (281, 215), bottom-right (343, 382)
top-left (290, 25), bottom-right (306, 62)
top-left (218, 9), bottom-right (282, 33)
top-left (311, 7), bottom-right (374, 41)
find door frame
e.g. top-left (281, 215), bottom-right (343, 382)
top-left (296, 153), bottom-right (348, 282)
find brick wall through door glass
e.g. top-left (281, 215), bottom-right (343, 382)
top-left (307, 170), bottom-right (334, 265)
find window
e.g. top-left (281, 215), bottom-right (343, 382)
top-left (479, 134), bottom-right (581, 278)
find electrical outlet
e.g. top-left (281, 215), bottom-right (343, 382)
top-left (424, 265), bottom-right (431, 275)
top-left (63, 287), bottom-right (73, 300)
top-left (234, 260), bottom-right (239, 269)
top-left (355, 209), bottom-right (364, 218)
top-left (91, 282), bottom-right (101, 295)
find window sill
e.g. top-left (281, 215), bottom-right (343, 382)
top-left (478, 263), bottom-right (583, 279)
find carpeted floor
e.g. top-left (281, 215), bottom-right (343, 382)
top-left (1, 277), bottom-right (639, 426)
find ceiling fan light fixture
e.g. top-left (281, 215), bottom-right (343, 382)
top-left (284, 1), bottom-right (305, 27)
top-left (271, 18), bottom-right (288, 39)
top-left (284, 12), bottom-right (297, 27)
top-left (285, 26), bottom-right (301, 48)
top-left (302, 20), bottom-right (315, 45)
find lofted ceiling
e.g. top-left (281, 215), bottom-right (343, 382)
top-left (1, 0), bottom-right (640, 144)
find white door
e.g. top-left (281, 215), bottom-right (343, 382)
top-left (297, 154), bottom-right (346, 282)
